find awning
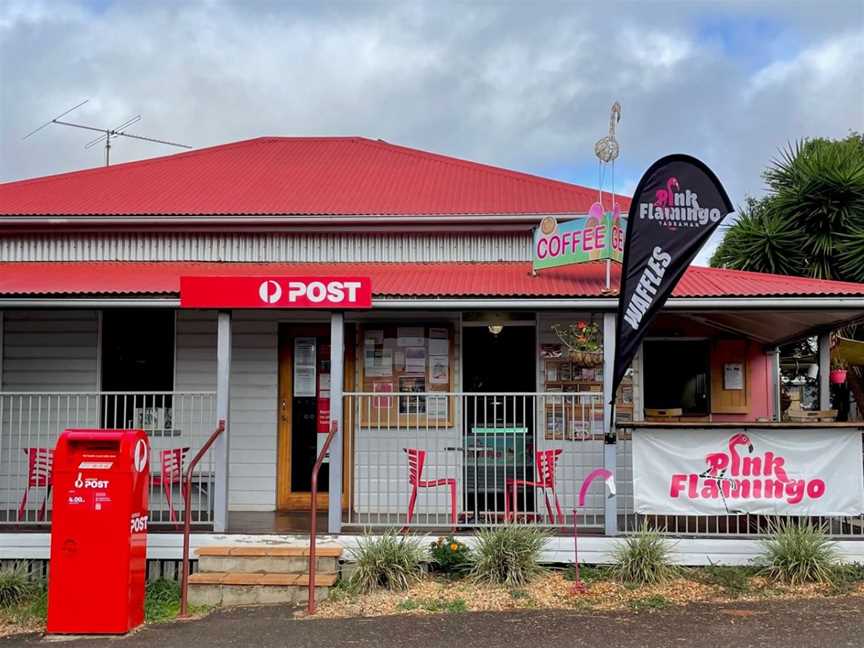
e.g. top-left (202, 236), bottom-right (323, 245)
top-left (0, 261), bottom-right (863, 300)
top-left (0, 261), bottom-right (861, 346)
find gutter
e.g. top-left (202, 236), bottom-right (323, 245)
top-left (0, 213), bottom-right (563, 231)
top-left (0, 296), bottom-right (862, 310)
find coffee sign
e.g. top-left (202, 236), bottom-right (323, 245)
top-left (179, 276), bottom-right (372, 309)
top-left (532, 202), bottom-right (626, 272)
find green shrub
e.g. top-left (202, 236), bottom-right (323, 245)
top-left (429, 536), bottom-right (472, 575)
top-left (470, 526), bottom-right (548, 587)
top-left (759, 520), bottom-right (838, 585)
top-left (349, 531), bottom-right (424, 593)
top-left (0, 563), bottom-right (41, 609)
top-left (145, 579), bottom-right (182, 623)
top-left (610, 524), bottom-right (677, 585)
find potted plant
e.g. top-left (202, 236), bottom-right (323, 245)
top-left (830, 358), bottom-right (848, 384)
top-left (551, 321), bottom-right (603, 367)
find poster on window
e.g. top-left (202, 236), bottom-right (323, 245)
top-left (316, 344), bottom-right (331, 435)
top-left (632, 428), bottom-right (864, 516)
top-left (293, 337), bottom-right (316, 397)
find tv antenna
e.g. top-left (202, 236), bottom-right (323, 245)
top-left (23, 99), bottom-right (192, 166)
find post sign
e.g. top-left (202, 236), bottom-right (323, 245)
top-left (179, 276), bottom-right (372, 309)
top-left (632, 428), bottom-right (864, 516)
top-left (532, 202), bottom-right (626, 272)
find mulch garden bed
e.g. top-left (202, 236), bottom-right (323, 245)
top-left (314, 568), bottom-right (864, 618)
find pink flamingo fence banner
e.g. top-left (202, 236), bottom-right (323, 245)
top-left (632, 428), bottom-right (864, 516)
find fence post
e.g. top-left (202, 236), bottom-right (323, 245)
top-left (768, 347), bottom-right (782, 421)
top-left (818, 332), bottom-right (831, 411)
top-left (602, 312), bottom-right (618, 536)
top-left (328, 312), bottom-right (344, 534)
top-left (213, 311), bottom-right (232, 533)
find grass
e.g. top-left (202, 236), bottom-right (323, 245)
top-left (470, 526), bottom-right (548, 587)
top-left (0, 574), bottom-right (208, 633)
top-left (396, 597), bottom-right (467, 613)
top-left (563, 564), bottom-right (612, 585)
top-left (759, 521), bottom-right (839, 585)
top-left (145, 579), bottom-right (183, 623)
top-left (348, 530), bottom-right (425, 593)
top-left (610, 524), bottom-right (677, 586)
top-left (629, 594), bottom-right (669, 611)
top-left (696, 564), bottom-right (757, 597)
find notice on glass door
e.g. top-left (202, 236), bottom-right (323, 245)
top-left (294, 337), bottom-right (317, 397)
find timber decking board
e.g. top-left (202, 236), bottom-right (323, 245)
top-left (188, 572), bottom-right (338, 587)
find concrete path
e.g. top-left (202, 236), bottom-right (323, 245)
top-left (5, 597), bottom-right (863, 647)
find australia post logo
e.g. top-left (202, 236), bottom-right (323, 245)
top-left (180, 276), bottom-right (373, 309)
top-left (669, 433), bottom-right (826, 511)
top-left (638, 175), bottom-right (724, 231)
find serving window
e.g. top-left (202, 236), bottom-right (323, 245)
top-left (538, 314), bottom-right (633, 440)
top-left (358, 323), bottom-right (455, 427)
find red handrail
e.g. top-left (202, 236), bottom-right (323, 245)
top-left (179, 419), bottom-right (226, 618)
top-left (307, 420), bottom-right (338, 615)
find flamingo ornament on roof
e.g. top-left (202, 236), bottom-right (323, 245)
top-left (594, 101), bottom-right (621, 164)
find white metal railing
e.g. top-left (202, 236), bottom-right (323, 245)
top-left (0, 391), bottom-right (217, 527)
top-left (344, 392), bottom-right (609, 529)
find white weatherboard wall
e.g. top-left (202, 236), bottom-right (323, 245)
top-left (0, 310), bottom-right (100, 510)
top-left (175, 310), bottom-right (285, 512)
top-left (1, 311), bottom-right (99, 391)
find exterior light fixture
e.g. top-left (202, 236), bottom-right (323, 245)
top-left (488, 324), bottom-right (504, 335)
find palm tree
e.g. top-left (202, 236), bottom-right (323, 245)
top-left (711, 133), bottom-right (864, 283)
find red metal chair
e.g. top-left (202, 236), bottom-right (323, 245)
top-left (151, 447), bottom-right (189, 526)
top-left (18, 448), bottom-right (54, 521)
top-left (404, 448), bottom-right (457, 530)
top-left (505, 448), bottom-right (564, 525)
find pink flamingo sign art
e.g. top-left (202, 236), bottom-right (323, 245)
top-left (571, 468), bottom-right (616, 594)
top-left (654, 176), bottom-right (680, 207)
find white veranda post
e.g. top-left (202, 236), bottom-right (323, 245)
top-left (214, 310), bottom-right (232, 533)
top-left (602, 312), bottom-right (617, 535)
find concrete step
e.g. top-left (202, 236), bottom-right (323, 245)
top-left (188, 571), bottom-right (338, 607)
top-left (196, 545), bottom-right (342, 575)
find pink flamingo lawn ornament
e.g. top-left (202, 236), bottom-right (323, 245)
top-left (654, 177), bottom-right (680, 207)
top-left (570, 468), bottom-right (616, 595)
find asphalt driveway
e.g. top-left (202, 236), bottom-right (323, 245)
top-left (5, 597), bottom-right (863, 648)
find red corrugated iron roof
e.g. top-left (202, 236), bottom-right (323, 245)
top-left (0, 262), bottom-right (861, 299)
top-left (0, 137), bottom-right (628, 217)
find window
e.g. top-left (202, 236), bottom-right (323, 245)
top-left (358, 323), bottom-right (453, 426)
top-left (101, 310), bottom-right (175, 429)
top-left (643, 340), bottom-right (710, 416)
top-left (538, 314), bottom-right (632, 438)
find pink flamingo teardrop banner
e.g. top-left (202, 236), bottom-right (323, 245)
top-left (610, 154), bottom-right (734, 408)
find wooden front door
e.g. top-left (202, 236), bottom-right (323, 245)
top-left (276, 324), bottom-right (353, 511)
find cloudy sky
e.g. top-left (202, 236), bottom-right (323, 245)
top-left (1, 0), bottom-right (862, 261)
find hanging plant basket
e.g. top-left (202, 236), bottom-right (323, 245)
top-left (566, 349), bottom-right (604, 367)
top-left (551, 322), bottom-right (603, 367)
top-left (830, 369), bottom-right (848, 385)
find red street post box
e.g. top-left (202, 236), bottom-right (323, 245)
top-left (47, 429), bottom-right (150, 634)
